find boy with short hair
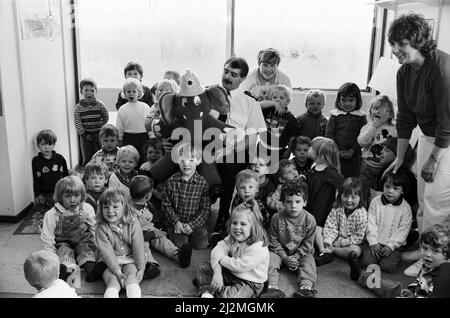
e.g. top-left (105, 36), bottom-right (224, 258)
top-left (74, 78), bottom-right (109, 165)
top-left (296, 90), bottom-right (328, 140)
top-left (262, 179), bottom-right (317, 298)
top-left (130, 175), bottom-right (192, 271)
top-left (90, 124), bottom-right (120, 173)
top-left (108, 145), bottom-right (139, 197)
top-left (162, 144), bottom-right (211, 250)
top-left (84, 162), bottom-right (109, 211)
top-left (267, 159), bottom-right (299, 214)
top-left (290, 136), bottom-right (314, 178)
top-left (116, 61), bottom-right (154, 109)
top-left (32, 129), bottom-right (69, 211)
top-left (24, 250), bottom-right (80, 298)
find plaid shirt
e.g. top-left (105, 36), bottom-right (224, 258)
top-left (162, 171), bottom-right (210, 229)
top-left (323, 206), bottom-right (368, 247)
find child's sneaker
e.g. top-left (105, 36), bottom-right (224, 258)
top-left (144, 262), bottom-right (161, 279)
top-left (259, 288), bottom-right (286, 298)
top-left (178, 243), bottom-right (192, 268)
top-left (293, 285), bottom-right (317, 298)
top-left (201, 292), bottom-right (214, 298)
top-left (59, 264), bottom-right (71, 281)
top-left (348, 251), bottom-right (362, 281)
top-left (315, 252), bottom-right (334, 266)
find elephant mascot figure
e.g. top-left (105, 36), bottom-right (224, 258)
top-left (147, 69), bottom-right (236, 201)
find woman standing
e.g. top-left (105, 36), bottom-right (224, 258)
top-left (384, 13), bottom-right (450, 277)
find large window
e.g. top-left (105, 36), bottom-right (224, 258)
top-left (77, 0), bottom-right (376, 90)
top-left (78, 0), bottom-right (227, 87)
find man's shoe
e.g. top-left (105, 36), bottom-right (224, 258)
top-left (259, 288), bottom-right (286, 298)
top-left (178, 243), bottom-right (192, 268)
top-left (144, 262), bottom-right (161, 279)
top-left (85, 261), bottom-right (107, 282)
top-left (348, 251), bottom-right (362, 281)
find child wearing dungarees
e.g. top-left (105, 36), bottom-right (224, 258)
top-left (41, 176), bottom-right (105, 282)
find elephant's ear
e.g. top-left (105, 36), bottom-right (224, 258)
top-left (159, 92), bottom-right (178, 126)
top-left (205, 85), bottom-right (230, 115)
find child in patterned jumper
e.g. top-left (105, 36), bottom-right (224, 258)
top-left (90, 124), bottom-right (120, 173)
top-left (359, 170), bottom-right (412, 274)
top-left (108, 145), bottom-right (139, 197)
top-left (195, 201), bottom-right (270, 298)
top-left (32, 130), bottom-right (69, 212)
top-left (322, 178), bottom-right (368, 263)
top-left (24, 250), bottom-right (80, 298)
top-left (84, 163), bottom-right (109, 212)
top-left (325, 82), bottom-right (367, 178)
top-left (162, 143), bottom-right (211, 250)
top-left (296, 90), bottom-right (328, 140)
top-left (130, 175), bottom-right (192, 272)
top-left (249, 156), bottom-right (276, 219)
top-left (262, 179), bottom-right (317, 298)
top-left (40, 176), bottom-right (104, 282)
top-left (74, 78), bottom-right (109, 165)
top-left (358, 95), bottom-right (397, 203)
top-left (96, 188), bottom-right (145, 298)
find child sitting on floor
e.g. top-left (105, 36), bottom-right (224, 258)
top-left (108, 145), bottom-right (140, 197)
top-left (360, 170), bottom-right (412, 274)
top-left (322, 178), bottom-right (368, 263)
top-left (262, 179), bottom-right (317, 298)
top-left (267, 159), bottom-right (299, 215)
top-left (349, 224), bottom-right (450, 298)
top-left (24, 250), bottom-right (80, 298)
top-left (96, 188), bottom-right (146, 298)
top-left (130, 175), bottom-right (192, 271)
top-left (195, 201), bottom-right (270, 298)
top-left (40, 176), bottom-right (104, 282)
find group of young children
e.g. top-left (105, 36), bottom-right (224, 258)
top-left (24, 54), bottom-right (450, 299)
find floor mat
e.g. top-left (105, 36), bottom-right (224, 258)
top-left (13, 206), bottom-right (44, 235)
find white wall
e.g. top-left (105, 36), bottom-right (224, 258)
top-left (0, 0), bottom-right (77, 217)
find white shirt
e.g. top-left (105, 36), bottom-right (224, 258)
top-left (116, 101), bottom-right (151, 139)
top-left (33, 279), bottom-right (80, 298)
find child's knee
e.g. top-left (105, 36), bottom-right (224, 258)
top-left (349, 244), bottom-right (362, 256)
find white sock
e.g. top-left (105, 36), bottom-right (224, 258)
top-left (104, 287), bottom-right (119, 298)
top-left (201, 292), bottom-right (214, 298)
top-left (126, 283), bottom-right (141, 298)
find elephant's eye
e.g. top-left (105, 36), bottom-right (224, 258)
top-left (182, 97), bottom-right (188, 107)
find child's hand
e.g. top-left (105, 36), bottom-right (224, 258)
top-left (115, 271), bottom-right (126, 288)
top-left (211, 271), bottom-right (224, 292)
top-left (35, 195), bottom-right (45, 205)
top-left (370, 244), bottom-right (382, 260)
top-left (339, 150), bottom-right (349, 159)
top-left (288, 256), bottom-right (300, 271)
top-left (154, 229), bottom-right (167, 238)
top-left (323, 243), bottom-right (334, 252)
top-left (346, 148), bottom-right (355, 158)
top-left (380, 245), bottom-right (393, 257)
top-left (136, 269), bottom-right (144, 283)
top-left (273, 101), bottom-right (286, 115)
top-left (340, 238), bottom-right (350, 247)
top-left (162, 138), bottom-right (173, 153)
top-left (174, 221), bottom-right (184, 234)
top-left (372, 117), bottom-right (386, 129)
top-left (183, 224), bottom-right (193, 235)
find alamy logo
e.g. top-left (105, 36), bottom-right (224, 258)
top-left (366, 264), bottom-right (381, 289)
